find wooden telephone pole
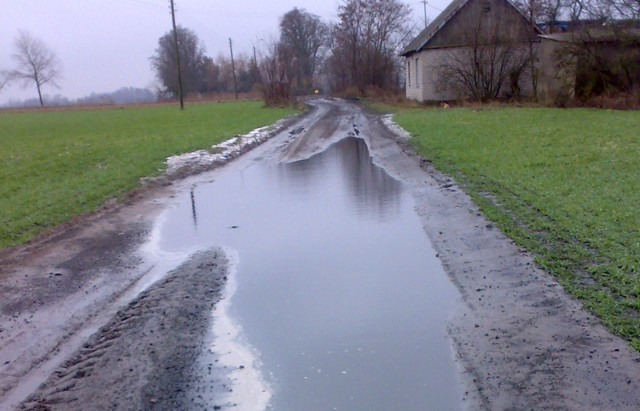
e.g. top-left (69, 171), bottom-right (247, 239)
top-left (170, 0), bottom-right (184, 110)
top-left (422, 0), bottom-right (428, 28)
top-left (229, 38), bottom-right (238, 100)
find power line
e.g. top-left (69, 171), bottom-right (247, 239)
top-left (183, 13), bottom-right (229, 42)
top-left (419, 0), bottom-right (443, 12)
top-left (114, 0), bottom-right (165, 11)
top-left (417, 0), bottom-right (443, 28)
top-left (179, 6), bottom-right (280, 18)
top-left (229, 38), bottom-right (238, 100)
top-left (174, 4), bottom-right (335, 20)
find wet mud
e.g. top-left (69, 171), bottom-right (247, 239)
top-left (0, 113), bottom-right (296, 411)
top-left (156, 136), bottom-right (462, 410)
top-left (19, 249), bottom-right (227, 411)
top-left (366, 103), bottom-right (640, 410)
top-left (1, 98), bottom-right (640, 410)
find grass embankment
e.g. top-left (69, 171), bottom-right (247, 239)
top-left (1, 102), bottom-right (296, 249)
top-left (386, 106), bottom-right (640, 349)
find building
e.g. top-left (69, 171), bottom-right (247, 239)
top-left (401, 0), bottom-right (541, 102)
top-left (538, 28), bottom-right (640, 105)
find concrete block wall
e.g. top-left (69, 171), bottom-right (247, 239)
top-left (406, 44), bottom-right (540, 102)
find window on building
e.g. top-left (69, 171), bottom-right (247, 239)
top-left (415, 58), bottom-right (419, 88)
top-left (481, 0), bottom-right (491, 12)
top-left (407, 60), bottom-right (411, 86)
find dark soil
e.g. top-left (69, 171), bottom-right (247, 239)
top-left (20, 249), bottom-right (227, 411)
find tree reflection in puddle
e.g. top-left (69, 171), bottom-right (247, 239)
top-left (156, 137), bottom-right (462, 411)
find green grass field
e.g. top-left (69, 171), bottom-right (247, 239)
top-left (384, 105), bottom-right (640, 349)
top-left (0, 102), bottom-right (296, 249)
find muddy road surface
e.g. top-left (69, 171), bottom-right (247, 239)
top-left (1, 99), bottom-right (640, 410)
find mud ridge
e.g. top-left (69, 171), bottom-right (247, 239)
top-left (19, 248), bottom-right (228, 411)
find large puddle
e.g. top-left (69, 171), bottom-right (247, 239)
top-left (155, 137), bottom-right (462, 410)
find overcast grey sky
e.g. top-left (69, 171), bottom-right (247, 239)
top-left (1, 0), bottom-right (449, 104)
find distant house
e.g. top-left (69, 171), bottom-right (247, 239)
top-left (401, 0), bottom-right (541, 101)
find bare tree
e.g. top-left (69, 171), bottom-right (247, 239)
top-left (514, 0), bottom-right (549, 100)
top-left (257, 36), bottom-right (291, 105)
top-left (541, 0), bottom-right (566, 26)
top-left (200, 54), bottom-right (257, 95)
top-left (328, 0), bottom-right (413, 94)
top-left (440, 18), bottom-right (532, 101)
top-left (515, 0), bottom-right (566, 27)
top-left (608, 0), bottom-right (640, 18)
top-left (233, 55), bottom-right (258, 92)
top-left (216, 55), bottom-right (241, 92)
top-left (579, 0), bottom-right (640, 20)
top-left (537, 0), bottom-right (640, 105)
top-left (10, 31), bottom-right (62, 107)
top-left (556, 26), bottom-right (640, 103)
top-left (0, 71), bottom-right (10, 92)
top-left (279, 8), bottom-right (328, 95)
top-left (150, 26), bottom-right (208, 98)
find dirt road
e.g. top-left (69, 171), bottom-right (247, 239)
top-left (1, 99), bottom-right (639, 410)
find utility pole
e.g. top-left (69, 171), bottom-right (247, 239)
top-left (170, 0), bottom-right (184, 110)
top-left (229, 38), bottom-right (238, 100)
top-left (252, 45), bottom-right (258, 85)
top-left (253, 46), bottom-right (258, 68)
top-left (422, 0), bottom-right (428, 29)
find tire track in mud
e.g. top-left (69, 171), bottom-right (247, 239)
top-left (20, 249), bottom-right (227, 411)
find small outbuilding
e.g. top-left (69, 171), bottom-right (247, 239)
top-left (537, 28), bottom-right (640, 105)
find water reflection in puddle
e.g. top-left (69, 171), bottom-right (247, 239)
top-left (157, 137), bottom-right (461, 410)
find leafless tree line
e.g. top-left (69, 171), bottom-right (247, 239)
top-left (150, 0), bottom-right (415, 106)
top-left (252, 0), bottom-right (415, 105)
top-left (256, 36), bottom-right (292, 105)
top-left (255, 8), bottom-right (329, 105)
top-left (327, 0), bottom-right (413, 94)
top-left (279, 8), bottom-right (328, 96)
top-left (516, 0), bottom-right (640, 26)
top-left (150, 26), bottom-right (259, 99)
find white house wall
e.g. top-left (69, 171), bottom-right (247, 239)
top-left (405, 49), bottom-right (460, 102)
top-left (405, 44), bottom-right (539, 102)
top-left (405, 54), bottom-right (422, 100)
top-left (423, 48), bottom-right (461, 101)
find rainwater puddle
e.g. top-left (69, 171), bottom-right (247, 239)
top-left (156, 137), bottom-right (462, 410)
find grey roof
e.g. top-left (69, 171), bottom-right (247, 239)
top-left (400, 0), bottom-right (541, 56)
top-left (401, 0), bottom-right (469, 56)
top-left (539, 28), bottom-right (640, 43)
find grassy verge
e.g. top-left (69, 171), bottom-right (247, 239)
top-left (380, 104), bottom-right (640, 350)
top-left (0, 102), bottom-right (297, 249)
